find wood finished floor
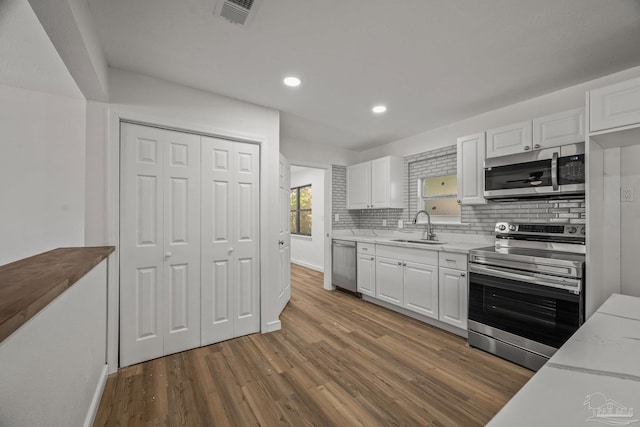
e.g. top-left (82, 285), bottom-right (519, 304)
top-left (95, 264), bottom-right (533, 426)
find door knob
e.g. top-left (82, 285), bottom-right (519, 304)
top-left (164, 252), bottom-right (172, 258)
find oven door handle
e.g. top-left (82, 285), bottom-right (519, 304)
top-left (469, 263), bottom-right (581, 293)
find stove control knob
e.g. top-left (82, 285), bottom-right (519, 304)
top-left (509, 225), bottom-right (516, 231)
top-left (498, 224), bottom-right (507, 231)
top-left (567, 226), bottom-right (577, 234)
top-left (580, 226), bottom-right (586, 235)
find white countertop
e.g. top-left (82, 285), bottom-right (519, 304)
top-left (488, 293), bottom-right (640, 426)
top-left (332, 230), bottom-right (492, 254)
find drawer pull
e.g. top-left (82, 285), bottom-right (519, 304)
top-left (445, 258), bottom-right (456, 262)
top-left (362, 247), bottom-right (368, 251)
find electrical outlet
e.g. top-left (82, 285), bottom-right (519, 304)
top-left (382, 219), bottom-right (387, 227)
top-left (334, 214), bottom-right (339, 222)
top-left (622, 187), bottom-right (634, 202)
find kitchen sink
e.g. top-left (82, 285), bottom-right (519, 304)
top-left (390, 239), bottom-right (446, 245)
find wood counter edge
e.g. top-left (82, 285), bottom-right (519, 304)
top-left (0, 246), bottom-right (115, 343)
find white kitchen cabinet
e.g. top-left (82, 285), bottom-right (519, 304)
top-left (346, 161), bottom-right (371, 209)
top-left (438, 267), bottom-right (468, 330)
top-left (533, 107), bottom-right (584, 149)
top-left (590, 75), bottom-right (640, 133)
top-left (375, 256), bottom-right (403, 305)
top-left (356, 243), bottom-right (376, 297)
top-left (347, 156), bottom-right (403, 209)
top-left (456, 132), bottom-right (486, 205)
top-left (486, 120), bottom-right (532, 158)
top-left (438, 251), bottom-right (468, 330)
top-left (375, 245), bottom-right (439, 318)
top-left (403, 261), bottom-right (439, 318)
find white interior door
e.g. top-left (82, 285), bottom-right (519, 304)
top-left (201, 137), bottom-right (260, 345)
top-left (279, 154), bottom-right (291, 311)
top-left (120, 123), bottom-right (201, 367)
top-left (162, 130), bottom-right (201, 356)
top-left (120, 124), bottom-right (164, 367)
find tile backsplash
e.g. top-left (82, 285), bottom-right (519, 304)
top-left (332, 144), bottom-right (585, 235)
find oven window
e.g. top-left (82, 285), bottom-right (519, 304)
top-left (485, 159), bottom-right (552, 191)
top-left (469, 272), bottom-right (582, 349)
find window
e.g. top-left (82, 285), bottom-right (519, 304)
top-left (418, 174), bottom-right (461, 222)
top-left (290, 185), bottom-right (312, 235)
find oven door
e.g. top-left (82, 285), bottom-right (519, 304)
top-left (468, 265), bottom-right (583, 351)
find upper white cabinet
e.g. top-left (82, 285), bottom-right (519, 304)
top-left (347, 156), bottom-right (403, 209)
top-left (346, 162), bottom-right (371, 209)
top-left (590, 75), bottom-right (640, 133)
top-left (457, 132), bottom-right (486, 205)
top-left (486, 120), bottom-right (532, 158)
top-left (486, 108), bottom-right (585, 159)
top-left (533, 107), bottom-right (585, 148)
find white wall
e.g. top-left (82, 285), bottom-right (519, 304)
top-left (100, 68), bottom-right (284, 334)
top-left (0, 83), bottom-right (86, 265)
top-left (290, 166), bottom-right (325, 272)
top-left (0, 0), bottom-right (86, 266)
top-left (361, 65), bottom-right (640, 161)
top-left (620, 144), bottom-right (640, 297)
top-left (0, 260), bottom-right (108, 427)
top-left (281, 136), bottom-right (360, 166)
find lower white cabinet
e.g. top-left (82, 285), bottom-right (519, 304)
top-left (438, 267), bottom-right (468, 329)
top-left (403, 261), bottom-right (439, 318)
top-left (375, 256), bottom-right (403, 305)
top-left (368, 244), bottom-right (469, 332)
top-left (357, 253), bottom-right (376, 297)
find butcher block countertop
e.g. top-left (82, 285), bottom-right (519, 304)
top-left (0, 246), bottom-right (114, 343)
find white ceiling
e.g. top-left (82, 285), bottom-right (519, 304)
top-left (87, 0), bottom-right (640, 151)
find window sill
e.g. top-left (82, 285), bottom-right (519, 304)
top-left (291, 234), bottom-right (312, 240)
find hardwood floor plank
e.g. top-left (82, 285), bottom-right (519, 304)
top-left (94, 263), bottom-right (533, 426)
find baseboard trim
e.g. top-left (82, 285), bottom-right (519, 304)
top-left (265, 320), bottom-right (282, 333)
top-left (84, 364), bottom-right (108, 427)
top-left (290, 259), bottom-right (324, 273)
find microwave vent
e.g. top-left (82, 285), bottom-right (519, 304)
top-left (214, 0), bottom-right (262, 26)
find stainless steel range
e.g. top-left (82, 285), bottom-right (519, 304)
top-left (468, 222), bottom-right (585, 371)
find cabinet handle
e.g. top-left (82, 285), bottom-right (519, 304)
top-left (362, 247), bottom-right (368, 251)
top-left (403, 262), bottom-right (407, 267)
top-left (397, 261), bottom-right (402, 266)
top-left (457, 199), bottom-right (461, 204)
top-left (371, 257), bottom-right (374, 261)
top-left (524, 146), bottom-right (531, 151)
top-left (445, 258), bottom-right (456, 262)
top-left (534, 144), bottom-right (541, 149)
top-left (461, 273), bottom-right (466, 277)
top-left (164, 252), bottom-right (172, 258)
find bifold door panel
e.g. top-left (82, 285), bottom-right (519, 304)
top-left (120, 123), bottom-right (259, 367)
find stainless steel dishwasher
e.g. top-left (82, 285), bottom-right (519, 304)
top-left (331, 239), bottom-right (357, 292)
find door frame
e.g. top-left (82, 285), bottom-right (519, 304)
top-left (288, 161), bottom-right (333, 291)
top-left (106, 109), bottom-right (267, 373)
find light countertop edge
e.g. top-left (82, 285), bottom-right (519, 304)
top-left (331, 235), bottom-right (489, 254)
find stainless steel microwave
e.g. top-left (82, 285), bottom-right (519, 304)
top-left (484, 143), bottom-right (585, 200)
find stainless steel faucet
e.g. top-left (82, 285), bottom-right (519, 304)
top-left (412, 210), bottom-right (436, 240)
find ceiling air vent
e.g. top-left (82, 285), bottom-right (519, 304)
top-left (214, 0), bottom-right (262, 26)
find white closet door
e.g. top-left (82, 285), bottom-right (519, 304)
top-left (120, 123), bottom-right (165, 367)
top-left (201, 137), bottom-right (260, 345)
top-left (278, 154), bottom-right (291, 310)
top-left (232, 142), bottom-right (260, 337)
top-left (162, 130), bottom-right (201, 355)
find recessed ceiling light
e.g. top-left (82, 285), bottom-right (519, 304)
top-left (283, 76), bottom-right (301, 87)
top-left (372, 105), bottom-right (387, 114)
